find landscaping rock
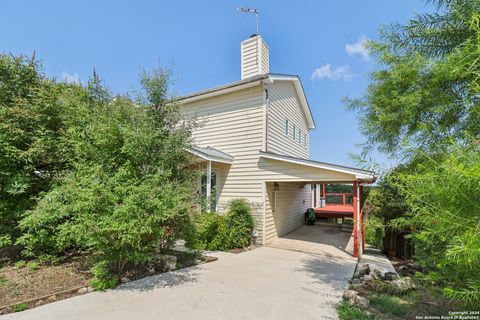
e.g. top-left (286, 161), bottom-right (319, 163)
top-left (77, 287), bottom-right (88, 294)
top-left (121, 277), bottom-right (131, 284)
top-left (355, 264), bottom-right (370, 278)
top-left (159, 254), bottom-right (177, 271)
top-left (356, 296), bottom-right (370, 309)
top-left (343, 289), bottom-right (370, 309)
top-left (34, 299), bottom-right (44, 307)
top-left (360, 274), bottom-right (373, 282)
top-left (371, 269), bottom-right (383, 279)
top-left (384, 271), bottom-right (399, 281)
top-left (390, 277), bottom-right (416, 291)
top-left (343, 289), bottom-right (359, 303)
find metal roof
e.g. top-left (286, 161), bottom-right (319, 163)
top-left (187, 146), bottom-right (234, 164)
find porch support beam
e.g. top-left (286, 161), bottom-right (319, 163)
top-left (353, 181), bottom-right (359, 257)
top-left (206, 160), bottom-right (212, 212)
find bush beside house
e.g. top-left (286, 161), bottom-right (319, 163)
top-left (192, 199), bottom-right (255, 251)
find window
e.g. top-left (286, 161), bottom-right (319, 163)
top-left (304, 133), bottom-right (307, 147)
top-left (285, 119), bottom-right (289, 136)
top-left (293, 125), bottom-right (296, 140)
top-left (299, 130), bottom-right (302, 144)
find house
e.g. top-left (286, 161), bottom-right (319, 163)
top-left (179, 34), bottom-right (375, 257)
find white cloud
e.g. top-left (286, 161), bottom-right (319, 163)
top-left (345, 35), bottom-right (370, 61)
top-left (311, 64), bottom-right (353, 81)
top-left (61, 71), bottom-right (80, 84)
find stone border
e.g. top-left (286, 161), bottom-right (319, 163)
top-left (0, 284), bottom-right (93, 314)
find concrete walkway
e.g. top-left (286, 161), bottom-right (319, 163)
top-left (3, 247), bottom-right (356, 320)
top-left (267, 224), bottom-right (354, 260)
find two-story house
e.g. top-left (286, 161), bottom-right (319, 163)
top-left (179, 34), bottom-right (375, 256)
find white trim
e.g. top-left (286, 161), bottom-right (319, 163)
top-left (206, 160), bottom-right (212, 212)
top-left (262, 182), bottom-right (266, 245)
top-left (259, 152), bottom-right (376, 182)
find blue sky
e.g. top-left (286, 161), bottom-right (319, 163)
top-left (1, 1), bottom-right (430, 169)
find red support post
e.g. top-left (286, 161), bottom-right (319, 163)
top-left (360, 184), bottom-right (365, 252)
top-left (322, 183), bottom-right (326, 198)
top-left (353, 181), bottom-right (358, 257)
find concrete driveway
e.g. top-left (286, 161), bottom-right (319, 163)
top-left (3, 247), bottom-right (356, 320)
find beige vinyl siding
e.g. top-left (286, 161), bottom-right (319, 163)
top-left (265, 182), bottom-right (311, 241)
top-left (267, 81), bottom-right (310, 159)
top-left (181, 80), bottom-right (354, 244)
top-left (241, 36), bottom-right (269, 79)
top-left (181, 85), bottom-right (266, 240)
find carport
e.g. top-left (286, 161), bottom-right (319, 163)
top-left (259, 152), bottom-right (376, 258)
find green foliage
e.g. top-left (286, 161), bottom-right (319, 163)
top-left (0, 58), bottom-right (198, 275)
top-left (26, 261), bottom-right (40, 272)
top-left (193, 212), bottom-right (229, 251)
top-left (364, 214), bottom-right (384, 250)
top-left (89, 261), bottom-right (118, 291)
top-left (346, 1), bottom-right (480, 157)
top-left (14, 260), bottom-right (26, 268)
top-left (12, 303), bottom-right (28, 312)
top-left (368, 294), bottom-right (407, 317)
top-left (390, 143), bottom-right (480, 305)
top-left (224, 199), bottom-right (255, 249)
top-left (336, 301), bottom-right (373, 320)
top-left (0, 54), bottom-right (68, 249)
top-left (192, 199), bottom-right (254, 251)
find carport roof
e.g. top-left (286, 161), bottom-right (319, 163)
top-left (259, 151), bottom-right (376, 182)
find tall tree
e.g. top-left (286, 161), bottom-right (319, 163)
top-left (346, 0), bottom-right (480, 158)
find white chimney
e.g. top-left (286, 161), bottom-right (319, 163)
top-left (241, 35), bottom-right (269, 79)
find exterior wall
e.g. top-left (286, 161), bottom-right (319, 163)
top-left (181, 85), bottom-right (266, 240)
top-left (181, 81), bottom-right (356, 244)
top-left (265, 182), bottom-right (311, 242)
top-left (266, 81), bottom-right (310, 159)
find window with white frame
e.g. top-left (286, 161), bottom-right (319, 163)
top-left (299, 130), bottom-right (302, 144)
top-left (285, 119), bottom-right (289, 137)
top-left (304, 132), bottom-right (307, 147)
top-left (293, 124), bottom-right (296, 140)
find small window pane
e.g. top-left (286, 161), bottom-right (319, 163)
top-left (293, 125), bottom-right (296, 140)
top-left (285, 119), bottom-right (289, 136)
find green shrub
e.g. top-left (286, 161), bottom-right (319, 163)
top-left (192, 199), bottom-right (254, 251)
top-left (12, 303), bottom-right (28, 312)
top-left (369, 294), bottom-right (407, 317)
top-left (89, 261), bottom-right (118, 291)
top-left (364, 215), bottom-right (384, 250)
top-left (336, 301), bottom-right (373, 320)
top-left (193, 212), bottom-right (228, 251)
top-left (224, 199), bottom-right (254, 248)
top-left (26, 261), bottom-right (40, 272)
top-left (15, 260), bottom-right (26, 268)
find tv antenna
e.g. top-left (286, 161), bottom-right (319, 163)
top-left (237, 7), bottom-right (260, 35)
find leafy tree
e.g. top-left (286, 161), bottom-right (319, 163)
top-left (17, 68), bottom-right (198, 274)
top-left (346, 1), bottom-right (480, 157)
top-left (0, 54), bottom-right (67, 248)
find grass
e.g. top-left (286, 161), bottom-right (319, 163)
top-left (336, 301), bottom-right (374, 320)
top-left (27, 262), bottom-right (40, 272)
top-left (369, 294), bottom-right (407, 317)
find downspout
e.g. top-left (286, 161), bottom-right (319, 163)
top-left (262, 79), bottom-right (273, 152)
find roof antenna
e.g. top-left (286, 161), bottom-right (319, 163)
top-left (237, 7), bottom-right (260, 36)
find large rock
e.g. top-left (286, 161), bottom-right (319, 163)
top-left (343, 290), bottom-right (370, 309)
top-left (159, 254), bottom-right (177, 271)
top-left (390, 277), bottom-right (416, 292)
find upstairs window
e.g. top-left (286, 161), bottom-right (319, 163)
top-left (304, 132), bottom-right (307, 147)
top-left (285, 119), bottom-right (289, 136)
top-left (293, 125), bottom-right (296, 140)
